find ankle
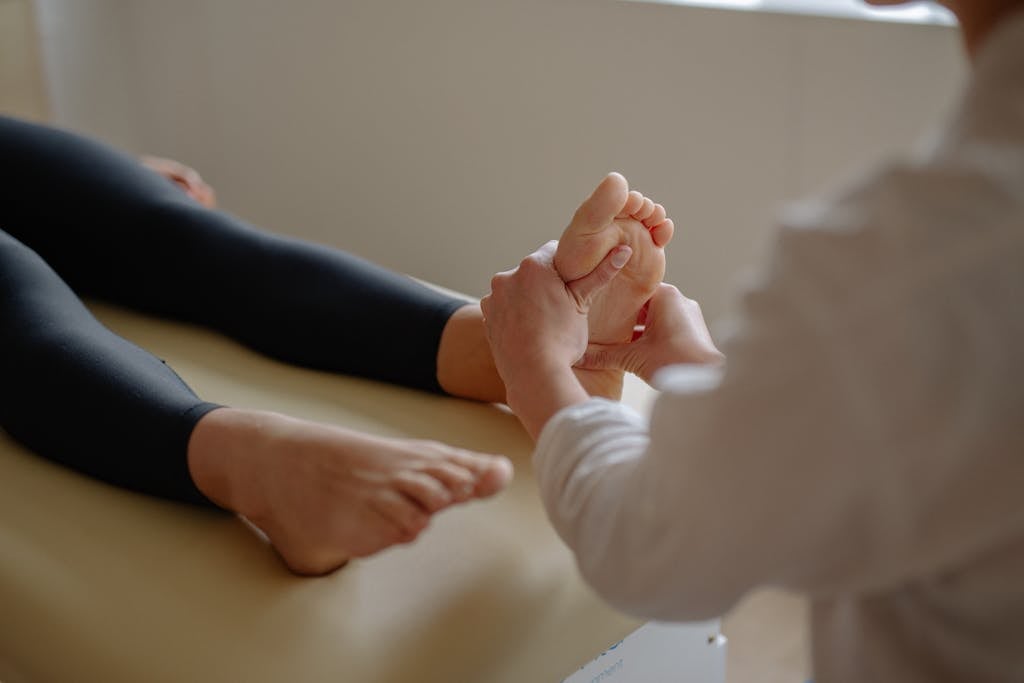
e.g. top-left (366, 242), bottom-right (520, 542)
top-left (187, 407), bottom-right (272, 518)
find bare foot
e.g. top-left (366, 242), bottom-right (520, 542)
top-left (555, 173), bottom-right (674, 397)
top-left (188, 407), bottom-right (513, 575)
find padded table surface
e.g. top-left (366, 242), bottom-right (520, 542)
top-left (0, 302), bottom-right (722, 683)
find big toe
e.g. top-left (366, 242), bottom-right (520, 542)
top-left (568, 172), bottom-right (630, 238)
top-left (556, 172), bottom-right (631, 280)
top-left (473, 456), bottom-right (514, 498)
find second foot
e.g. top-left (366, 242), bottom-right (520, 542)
top-left (189, 408), bottom-right (513, 576)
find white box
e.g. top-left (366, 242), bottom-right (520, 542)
top-left (562, 621), bottom-right (726, 682)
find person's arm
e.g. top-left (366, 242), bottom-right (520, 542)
top-left (492, 231), bottom-right (1024, 622)
top-left (531, 277), bottom-right (879, 619)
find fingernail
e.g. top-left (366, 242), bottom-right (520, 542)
top-left (611, 247), bottom-right (632, 268)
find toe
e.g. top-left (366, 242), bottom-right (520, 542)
top-left (644, 203), bottom-right (667, 228)
top-left (473, 456), bottom-right (514, 498)
top-left (633, 196), bottom-right (656, 222)
top-left (622, 190), bottom-right (645, 217)
top-left (568, 172), bottom-right (630, 236)
top-left (394, 471), bottom-right (454, 512)
top-left (649, 218), bottom-right (674, 247)
top-left (419, 461), bottom-right (476, 502)
top-left (374, 491), bottom-right (431, 537)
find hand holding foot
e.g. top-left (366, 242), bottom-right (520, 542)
top-left (482, 241), bottom-right (634, 440)
top-left (554, 172), bottom-right (675, 397)
top-left (556, 172), bottom-right (673, 344)
top-left (577, 283), bottom-right (724, 383)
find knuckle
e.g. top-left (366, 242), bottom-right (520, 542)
top-left (521, 255), bottom-right (543, 273)
top-left (490, 271), bottom-right (511, 290)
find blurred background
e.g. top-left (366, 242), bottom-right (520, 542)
top-left (3, 0), bottom-right (963, 324)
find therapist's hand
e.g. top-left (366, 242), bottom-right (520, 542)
top-left (481, 240), bottom-right (632, 440)
top-left (577, 283), bottom-right (724, 384)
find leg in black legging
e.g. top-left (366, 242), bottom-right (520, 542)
top-left (0, 222), bottom-right (514, 573)
top-left (0, 228), bottom-right (219, 505)
top-left (0, 115), bottom-right (465, 394)
top-left (0, 114), bottom-right (470, 508)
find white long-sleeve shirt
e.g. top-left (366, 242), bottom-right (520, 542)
top-left (535, 12), bottom-right (1024, 682)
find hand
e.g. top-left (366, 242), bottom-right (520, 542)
top-left (482, 240), bottom-right (632, 383)
top-left (576, 283), bottom-right (724, 384)
top-left (140, 155), bottom-right (217, 208)
top-left (481, 240), bottom-right (632, 439)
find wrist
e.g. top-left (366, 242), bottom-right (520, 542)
top-left (503, 360), bottom-right (590, 441)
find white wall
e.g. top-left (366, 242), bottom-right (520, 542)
top-left (32, 0), bottom-right (965, 321)
top-left (0, 0), bottom-right (47, 119)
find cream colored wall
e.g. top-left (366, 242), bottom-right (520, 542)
top-left (0, 0), bottom-right (47, 120)
top-left (32, 0), bottom-right (965, 322)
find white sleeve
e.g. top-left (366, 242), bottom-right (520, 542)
top-left (533, 215), bottom-right (1024, 622)
top-left (533, 342), bottom-right (883, 621)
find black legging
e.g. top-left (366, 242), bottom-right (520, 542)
top-left (0, 115), bottom-right (466, 507)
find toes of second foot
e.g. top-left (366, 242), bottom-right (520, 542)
top-left (474, 457), bottom-right (514, 497)
top-left (395, 472), bottom-right (454, 512)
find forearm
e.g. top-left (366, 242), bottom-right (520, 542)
top-left (533, 397), bottom-right (745, 620)
top-left (506, 363), bottom-right (591, 441)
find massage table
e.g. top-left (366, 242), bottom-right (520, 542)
top-left (0, 301), bottom-right (725, 682)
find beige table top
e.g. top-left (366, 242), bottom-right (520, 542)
top-left (0, 302), bottom-right (675, 683)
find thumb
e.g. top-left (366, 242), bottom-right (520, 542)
top-left (566, 245), bottom-right (632, 308)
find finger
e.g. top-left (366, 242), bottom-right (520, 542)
top-left (566, 245), bottom-right (632, 307)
